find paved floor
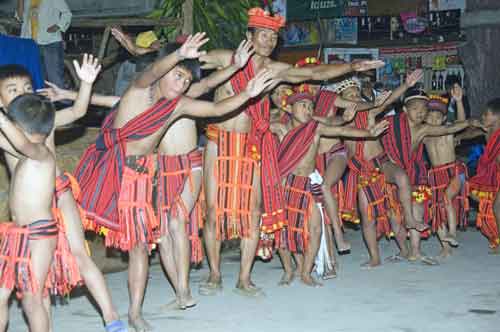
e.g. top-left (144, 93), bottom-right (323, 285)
top-left (7, 228), bottom-right (500, 332)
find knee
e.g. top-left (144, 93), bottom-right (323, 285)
top-left (129, 245), bottom-right (148, 260)
top-left (168, 218), bottom-right (187, 235)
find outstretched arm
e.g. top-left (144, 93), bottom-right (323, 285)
top-left (111, 26), bottom-right (162, 56)
top-left (54, 54), bottom-right (102, 127)
top-left (178, 70), bottom-right (276, 118)
top-left (38, 83), bottom-right (119, 108)
top-left (0, 112), bottom-right (50, 160)
top-left (186, 40), bottom-right (254, 98)
top-left (318, 119), bottom-right (389, 138)
top-left (199, 49), bottom-right (234, 69)
top-left (422, 120), bottom-right (470, 137)
top-left (134, 32), bottom-right (209, 89)
top-left (277, 60), bottom-right (385, 84)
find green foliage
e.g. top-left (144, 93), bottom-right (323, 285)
top-left (154, 0), bottom-right (262, 49)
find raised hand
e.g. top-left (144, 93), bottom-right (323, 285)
top-left (178, 32), bottom-right (210, 59)
top-left (37, 81), bottom-right (68, 102)
top-left (111, 26), bottom-right (137, 55)
top-left (342, 102), bottom-right (357, 122)
top-left (369, 119), bottom-right (390, 137)
top-left (451, 83), bottom-right (463, 101)
top-left (234, 40), bottom-right (255, 69)
top-left (374, 90), bottom-right (392, 107)
top-left (74, 53), bottom-right (102, 84)
top-left (245, 70), bottom-right (277, 98)
top-left (352, 60), bottom-right (385, 72)
top-left (406, 69), bottom-right (423, 87)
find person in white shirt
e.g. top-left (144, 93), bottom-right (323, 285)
top-left (17, 0), bottom-right (72, 88)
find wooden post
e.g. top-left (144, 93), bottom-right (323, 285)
top-left (182, 0), bottom-right (194, 35)
top-left (98, 26), bottom-right (112, 61)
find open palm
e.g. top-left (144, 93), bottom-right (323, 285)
top-left (234, 40), bottom-right (254, 69)
top-left (178, 32), bottom-right (210, 59)
top-left (74, 53), bottom-right (102, 84)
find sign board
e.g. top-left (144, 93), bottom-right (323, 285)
top-left (287, 0), bottom-right (346, 21)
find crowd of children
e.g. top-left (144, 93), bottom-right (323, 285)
top-left (0, 7), bottom-right (499, 332)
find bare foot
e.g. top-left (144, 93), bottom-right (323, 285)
top-left (159, 299), bottom-right (182, 312)
top-left (300, 274), bottom-right (323, 287)
top-left (384, 252), bottom-right (408, 263)
top-left (178, 291), bottom-right (198, 310)
top-left (199, 275), bottom-right (222, 296)
top-left (278, 271), bottom-right (295, 286)
top-left (337, 240), bottom-right (351, 254)
top-left (128, 314), bottom-right (153, 332)
top-left (443, 235), bottom-right (459, 247)
top-left (408, 255), bottom-right (439, 266)
top-left (234, 281), bottom-right (265, 297)
top-left (437, 248), bottom-right (453, 261)
top-left (360, 259), bottom-right (381, 270)
top-left (322, 266), bottom-right (337, 280)
top-left (406, 216), bottom-right (430, 232)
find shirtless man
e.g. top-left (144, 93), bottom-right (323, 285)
top-left (199, 7), bottom-right (384, 296)
top-left (272, 84), bottom-right (389, 286)
top-left (0, 94), bottom-right (56, 332)
top-left (424, 85), bottom-right (471, 257)
top-left (74, 32), bottom-right (276, 331)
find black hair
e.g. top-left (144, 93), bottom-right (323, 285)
top-left (445, 75), bottom-right (461, 91)
top-left (134, 52), bottom-right (158, 72)
top-left (7, 93), bottom-right (55, 136)
top-left (0, 65), bottom-right (33, 85)
top-left (486, 98), bottom-right (500, 115)
top-left (158, 43), bottom-right (201, 83)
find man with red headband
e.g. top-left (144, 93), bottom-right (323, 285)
top-left (200, 7), bottom-right (384, 296)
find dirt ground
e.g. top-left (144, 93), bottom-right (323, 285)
top-left (6, 227), bottom-right (500, 332)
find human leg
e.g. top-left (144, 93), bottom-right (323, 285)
top-left (301, 204), bottom-right (323, 287)
top-left (358, 190), bottom-right (381, 268)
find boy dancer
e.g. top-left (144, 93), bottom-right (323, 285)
top-left (75, 33), bottom-right (276, 331)
top-left (424, 86), bottom-right (469, 256)
top-left (469, 98), bottom-right (500, 253)
top-left (273, 84), bottom-right (389, 286)
top-left (201, 7), bottom-right (384, 296)
top-left (0, 94), bottom-right (56, 332)
top-left (0, 59), bottom-right (126, 331)
top-left (383, 88), bottom-right (472, 264)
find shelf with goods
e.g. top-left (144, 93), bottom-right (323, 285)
top-left (378, 42), bottom-right (464, 94)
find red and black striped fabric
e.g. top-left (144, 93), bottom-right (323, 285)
top-left (230, 58), bottom-right (285, 233)
top-left (314, 89), bottom-right (337, 117)
top-left (278, 120), bottom-right (319, 179)
top-left (381, 112), bottom-right (427, 186)
top-left (74, 97), bottom-right (180, 232)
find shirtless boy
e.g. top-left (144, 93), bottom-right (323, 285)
top-left (468, 98), bottom-right (500, 253)
top-left (272, 84), bottom-right (389, 286)
top-left (0, 94), bottom-right (56, 332)
top-left (74, 32), bottom-right (276, 331)
top-left (0, 59), bottom-right (126, 332)
top-left (200, 8), bottom-right (384, 296)
top-left (424, 85), bottom-right (470, 256)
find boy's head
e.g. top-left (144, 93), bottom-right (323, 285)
top-left (481, 97), bottom-right (500, 129)
top-left (332, 77), bottom-right (362, 102)
top-left (148, 43), bottom-right (201, 100)
top-left (7, 93), bottom-right (55, 139)
top-left (246, 8), bottom-right (285, 57)
top-left (0, 65), bottom-right (34, 108)
top-left (271, 83), bottom-right (293, 109)
top-left (403, 88), bottom-right (429, 124)
top-left (425, 95), bottom-right (449, 126)
top-left (282, 84), bottom-right (316, 123)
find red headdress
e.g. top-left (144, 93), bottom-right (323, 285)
top-left (247, 8), bottom-right (286, 32)
top-left (282, 84), bottom-right (316, 108)
top-left (428, 95), bottom-right (449, 114)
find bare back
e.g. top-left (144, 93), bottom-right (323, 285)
top-left (424, 135), bottom-right (456, 166)
top-left (9, 152), bottom-right (55, 226)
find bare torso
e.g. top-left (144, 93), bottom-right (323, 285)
top-left (292, 134), bottom-right (321, 177)
top-left (158, 118), bottom-right (198, 155)
top-left (424, 135), bottom-right (456, 166)
top-left (9, 152), bottom-right (55, 226)
top-left (111, 86), bottom-right (185, 156)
